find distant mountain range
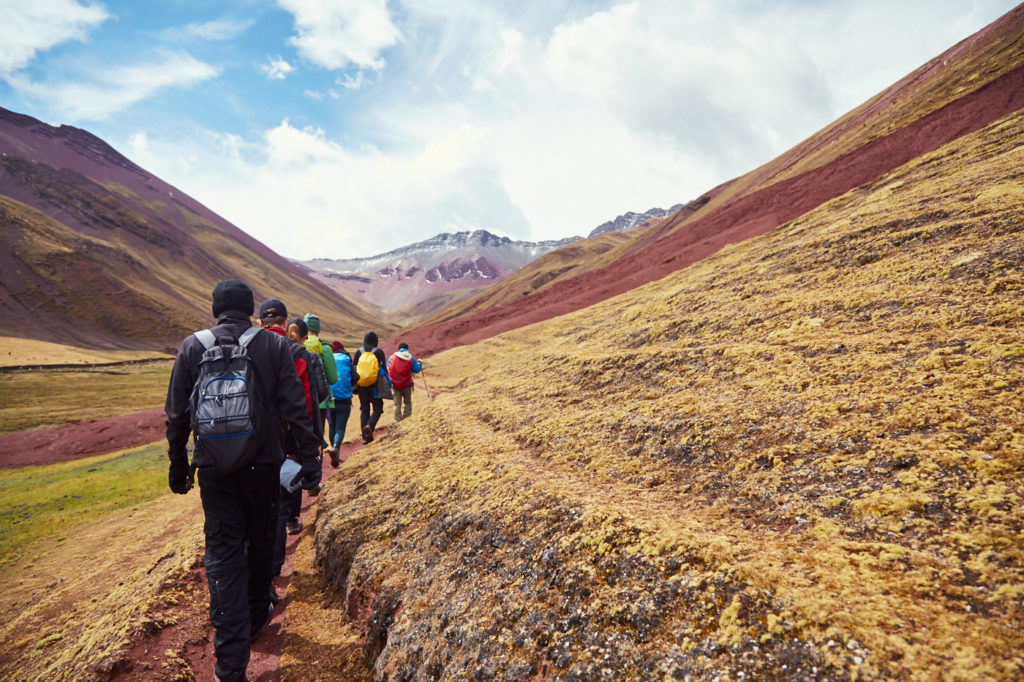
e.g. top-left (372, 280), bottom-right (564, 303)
top-left (587, 205), bottom-right (684, 238)
top-left (301, 205), bottom-right (687, 315)
top-left (300, 230), bottom-right (578, 314)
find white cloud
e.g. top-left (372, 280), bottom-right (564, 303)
top-left (125, 119), bottom-right (531, 260)
top-left (117, 0), bottom-right (1022, 260)
top-left (336, 71), bottom-right (372, 90)
top-left (277, 0), bottom-right (401, 70)
top-left (181, 18), bottom-right (254, 41)
top-left (260, 56), bottom-right (295, 80)
top-left (0, 0), bottom-right (108, 77)
top-left (8, 50), bottom-right (219, 120)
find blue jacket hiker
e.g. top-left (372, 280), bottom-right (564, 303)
top-left (328, 340), bottom-right (352, 466)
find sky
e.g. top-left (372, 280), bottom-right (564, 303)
top-left (0, 0), bottom-right (1018, 260)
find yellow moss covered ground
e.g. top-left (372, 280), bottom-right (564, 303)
top-left (314, 110), bottom-right (1024, 680)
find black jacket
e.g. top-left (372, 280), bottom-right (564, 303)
top-left (165, 312), bottom-right (320, 467)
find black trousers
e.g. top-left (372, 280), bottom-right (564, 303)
top-left (357, 386), bottom-right (383, 431)
top-left (272, 485), bottom-right (302, 577)
top-left (198, 463), bottom-right (279, 682)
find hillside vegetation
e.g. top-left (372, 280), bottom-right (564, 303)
top-left (313, 107), bottom-right (1024, 679)
top-left (0, 139), bottom-right (390, 350)
top-left (395, 8), bottom-right (1024, 356)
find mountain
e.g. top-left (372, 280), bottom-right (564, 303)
top-left (0, 108), bottom-right (388, 351)
top-left (312, 11), bottom-right (1024, 679)
top-left (392, 5), bottom-right (1024, 357)
top-left (586, 204), bottom-right (685, 238)
top-left (300, 229), bottom-right (577, 316)
top-left (317, 100), bottom-right (1024, 679)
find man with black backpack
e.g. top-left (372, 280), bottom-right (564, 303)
top-left (164, 280), bottom-right (321, 682)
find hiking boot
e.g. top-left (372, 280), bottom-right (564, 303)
top-left (362, 425), bottom-right (374, 443)
top-left (286, 518), bottom-right (303, 535)
top-left (251, 603), bottom-right (273, 641)
top-left (330, 447), bottom-right (340, 468)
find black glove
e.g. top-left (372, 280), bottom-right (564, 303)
top-left (168, 452), bottom-right (194, 494)
top-left (299, 454), bottom-right (322, 492)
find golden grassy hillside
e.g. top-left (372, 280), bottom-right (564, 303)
top-left (399, 10), bottom-right (1024, 339)
top-left (0, 158), bottom-right (391, 350)
top-left (313, 108), bottom-right (1024, 679)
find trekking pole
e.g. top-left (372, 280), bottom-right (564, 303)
top-left (420, 368), bottom-right (430, 398)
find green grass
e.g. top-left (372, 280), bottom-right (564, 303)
top-left (0, 361), bottom-right (171, 434)
top-left (0, 443), bottom-right (167, 571)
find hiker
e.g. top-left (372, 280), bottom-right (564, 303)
top-left (164, 280), bottom-right (321, 682)
top-left (328, 340), bottom-right (352, 466)
top-left (256, 302), bottom-right (325, 595)
top-left (386, 341), bottom-right (423, 422)
top-left (303, 313), bottom-right (339, 441)
top-left (353, 331), bottom-right (388, 443)
top-left (283, 317), bottom-right (330, 524)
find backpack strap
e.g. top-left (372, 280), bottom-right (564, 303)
top-left (238, 327), bottom-right (261, 348)
top-left (194, 329), bottom-right (217, 349)
top-left (194, 326), bottom-right (260, 349)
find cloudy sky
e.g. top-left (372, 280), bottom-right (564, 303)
top-left (0, 0), bottom-right (1017, 259)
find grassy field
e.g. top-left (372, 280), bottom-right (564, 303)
top-left (0, 336), bottom-right (171, 368)
top-left (313, 110), bottom-right (1024, 679)
top-left (0, 361), bottom-right (171, 434)
top-left (0, 443), bottom-right (167, 571)
top-left (0, 442), bottom-right (202, 680)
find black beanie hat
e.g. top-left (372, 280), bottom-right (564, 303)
top-left (212, 280), bottom-right (254, 318)
top-left (363, 331), bottom-right (378, 348)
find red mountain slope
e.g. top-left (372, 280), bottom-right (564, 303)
top-left (395, 6), bottom-right (1024, 357)
top-left (0, 108), bottom-right (386, 350)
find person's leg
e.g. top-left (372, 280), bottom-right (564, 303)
top-left (198, 468), bottom-right (251, 681)
top-left (358, 388), bottom-right (370, 429)
top-left (359, 388), bottom-right (373, 442)
top-left (369, 397), bottom-right (384, 431)
top-left (240, 464), bottom-right (279, 636)
top-left (393, 387), bottom-right (404, 422)
top-left (328, 409), bottom-right (339, 448)
top-left (335, 402), bottom-right (350, 446)
top-left (402, 386), bottom-right (413, 419)
top-left (271, 485), bottom-right (290, 579)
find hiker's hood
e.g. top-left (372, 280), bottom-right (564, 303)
top-left (264, 325), bottom-right (286, 337)
top-left (395, 349), bottom-right (413, 361)
top-left (305, 335), bottom-right (322, 354)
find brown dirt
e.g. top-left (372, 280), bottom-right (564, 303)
top-left (0, 407), bottom-right (166, 468)
top-left (95, 434), bottom-right (375, 682)
top-left (395, 59), bottom-right (1024, 359)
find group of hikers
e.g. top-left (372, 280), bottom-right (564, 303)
top-left (163, 279), bottom-right (422, 682)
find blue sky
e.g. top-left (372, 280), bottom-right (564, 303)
top-left (0, 0), bottom-right (1017, 259)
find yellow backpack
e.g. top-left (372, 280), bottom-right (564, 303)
top-left (356, 349), bottom-right (379, 387)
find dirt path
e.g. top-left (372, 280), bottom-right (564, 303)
top-left (102, 433), bottom-right (375, 682)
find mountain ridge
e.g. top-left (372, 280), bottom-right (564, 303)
top-left (0, 107), bottom-right (388, 350)
top-left (391, 6), bottom-right (1024, 357)
top-left (301, 228), bottom-right (579, 316)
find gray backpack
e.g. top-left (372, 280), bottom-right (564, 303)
top-left (189, 327), bottom-right (266, 474)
